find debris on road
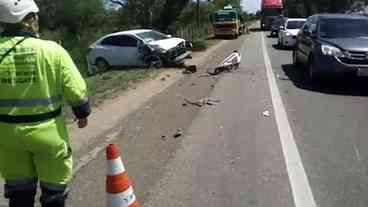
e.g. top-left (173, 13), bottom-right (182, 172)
top-left (184, 98), bottom-right (221, 107)
top-left (184, 99), bottom-right (203, 107)
top-left (166, 74), bottom-right (171, 78)
top-left (182, 65), bottom-right (197, 74)
top-left (207, 50), bottom-right (242, 76)
top-left (161, 135), bottom-right (167, 140)
top-left (160, 77), bottom-right (166, 81)
top-left (262, 110), bottom-right (271, 117)
top-left (277, 74), bottom-right (289, 80)
top-left (199, 74), bottom-right (211, 77)
top-left (190, 83), bottom-right (196, 86)
top-left (174, 129), bottom-right (183, 138)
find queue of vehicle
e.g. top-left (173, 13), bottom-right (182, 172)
top-left (269, 12), bottom-right (368, 82)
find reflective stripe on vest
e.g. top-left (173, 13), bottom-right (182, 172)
top-left (0, 95), bottom-right (62, 107)
top-left (0, 108), bottom-right (62, 123)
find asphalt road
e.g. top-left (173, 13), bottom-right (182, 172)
top-left (2, 28), bottom-right (368, 207)
top-left (265, 31), bottom-right (368, 207)
top-left (145, 30), bottom-right (368, 207)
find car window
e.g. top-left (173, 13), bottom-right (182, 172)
top-left (136, 31), bottom-right (168, 43)
top-left (310, 17), bottom-right (317, 33)
top-left (101, 35), bottom-right (138, 47)
top-left (319, 18), bottom-right (368, 38)
top-left (286, 21), bottom-right (306, 29)
top-left (118, 36), bottom-right (138, 47)
top-left (101, 36), bottom-right (121, 46)
top-left (302, 18), bottom-right (312, 32)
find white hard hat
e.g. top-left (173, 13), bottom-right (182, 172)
top-left (0, 0), bottom-right (39, 24)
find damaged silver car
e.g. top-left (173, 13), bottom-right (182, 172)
top-left (87, 29), bottom-right (192, 74)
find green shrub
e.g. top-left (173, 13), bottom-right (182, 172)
top-left (192, 40), bottom-right (208, 51)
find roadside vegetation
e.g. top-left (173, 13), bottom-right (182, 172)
top-left (31, 0), bottom-right (254, 108)
top-left (284, 0), bottom-right (368, 17)
top-left (35, 0), bottom-right (246, 75)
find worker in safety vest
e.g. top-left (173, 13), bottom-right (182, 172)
top-left (0, 0), bottom-right (91, 207)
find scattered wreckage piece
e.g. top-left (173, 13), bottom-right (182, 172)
top-left (263, 110), bottom-right (271, 117)
top-left (184, 99), bottom-right (203, 107)
top-left (207, 50), bottom-right (242, 76)
top-left (182, 65), bottom-right (197, 74)
top-left (174, 129), bottom-right (183, 138)
top-left (184, 98), bottom-right (221, 107)
top-left (143, 48), bottom-right (193, 69)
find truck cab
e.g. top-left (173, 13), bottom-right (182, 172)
top-left (260, 0), bottom-right (283, 30)
top-left (212, 5), bottom-right (245, 38)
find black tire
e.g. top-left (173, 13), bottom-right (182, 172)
top-left (95, 58), bottom-right (109, 73)
top-left (144, 55), bottom-right (162, 69)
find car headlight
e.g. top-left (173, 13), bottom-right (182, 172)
top-left (285, 32), bottom-right (293, 36)
top-left (150, 45), bottom-right (168, 53)
top-left (321, 45), bottom-right (344, 57)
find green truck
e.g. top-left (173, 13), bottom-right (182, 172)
top-left (212, 5), bottom-right (246, 38)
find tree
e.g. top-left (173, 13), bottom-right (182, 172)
top-left (36, 0), bottom-right (107, 34)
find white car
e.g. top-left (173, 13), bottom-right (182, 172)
top-left (87, 29), bottom-right (192, 73)
top-left (278, 18), bottom-right (306, 48)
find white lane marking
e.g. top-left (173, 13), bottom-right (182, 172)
top-left (354, 145), bottom-right (361, 161)
top-left (261, 32), bottom-right (318, 207)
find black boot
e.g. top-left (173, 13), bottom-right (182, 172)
top-left (5, 187), bottom-right (37, 207)
top-left (40, 186), bottom-right (69, 207)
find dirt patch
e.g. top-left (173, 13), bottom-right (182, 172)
top-left (70, 69), bottom-right (183, 156)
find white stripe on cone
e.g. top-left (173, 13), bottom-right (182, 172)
top-left (107, 157), bottom-right (126, 176)
top-left (107, 186), bottom-right (136, 207)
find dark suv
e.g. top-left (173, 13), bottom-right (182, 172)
top-left (293, 14), bottom-right (368, 81)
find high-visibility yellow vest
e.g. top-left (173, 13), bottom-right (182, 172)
top-left (0, 36), bottom-right (88, 121)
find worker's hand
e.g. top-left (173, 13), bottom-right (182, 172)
top-left (75, 118), bottom-right (88, 128)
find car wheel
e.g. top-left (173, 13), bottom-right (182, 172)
top-left (144, 55), bottom-right (163, 69)
top-left (96, 58), bottom-right (109, 73)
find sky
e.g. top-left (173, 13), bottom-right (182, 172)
top-left (106, 0), bottom-right (261, 14)
top-left (241, 0), bottom-right (261, 14)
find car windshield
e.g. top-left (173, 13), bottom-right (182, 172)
top-left (215, 11), bottom-right (237, 21)
top-left (319, 18), bottom-right (368, 38)
top-left (136, 31), bottom-right (168, 43)
top-left (287, 21), bottom-right (305, 29)
top-left (272, 18), bottom-right (284, 26)
top-left (263, 8), bottom-right (282, 16)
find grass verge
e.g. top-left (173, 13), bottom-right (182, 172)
top-left (87, 69), bottom-right (153, 104)
top-left (192, 37), bottom-right (221, 52)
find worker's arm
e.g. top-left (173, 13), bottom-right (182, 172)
top-left (58, 45), bottom-right (91, 127)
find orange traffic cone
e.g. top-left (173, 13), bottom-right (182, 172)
top-left (106, 144), bottom-right (140, 207)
